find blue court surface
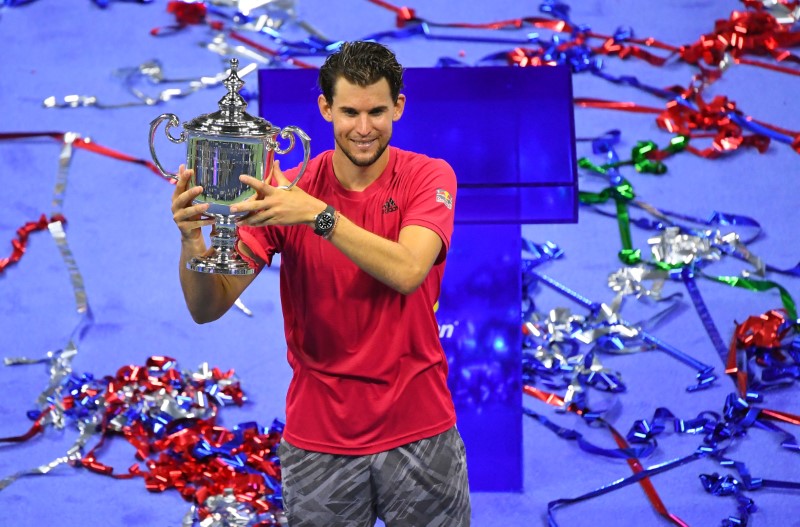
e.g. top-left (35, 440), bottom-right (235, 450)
top-left (1, 1), bottom-right (798, 526)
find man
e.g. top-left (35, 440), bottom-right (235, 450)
top-left (171, 41), bottom-right (470, 526)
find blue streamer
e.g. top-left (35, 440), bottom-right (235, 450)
top-left (524, 407), bottom-right (656, 459)
top-left (627, 407), bottom-right (712, 443)
top-left (591, 69), bottom-right (677, 99)
top-left (700, 472), bottom-right (757, 527)
top-left (729, 112), bottom-right (795, 147)
top-left (547, 450), bottom-right (706, 527)
top-left (539, 0), bottom-right (573, 23)
top-left (680, 266), bottom-right (730, 365)
top-left (522, 239), bottom-right (564, 263)
top-left (539, 390), bottom-right (800, 527)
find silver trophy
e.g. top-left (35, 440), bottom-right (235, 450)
top-left (149, 58), bottom-right (310, 275)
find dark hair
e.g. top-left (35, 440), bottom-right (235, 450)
top-left (318, 41), bottom-right (404, 105)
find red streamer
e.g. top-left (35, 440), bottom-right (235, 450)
top-left (0, 214), bottom-right (66, 274)
top-left (0, 408), bottom-right (51, 443)
top-left (0, 132), bottom-right (165, 179)
top-left (588, 31), bottom-right (677, 67)
top-left (575, 92), bottom-right (797, 157)
top-left (366, 0), bottom-right (570, 32)
top-left (726, 309), bottom-right (792, 395)
top-left (0, 132), bottom-right (170, 272)
top-left (681, 10), bottom-right (800, 68)
top-left (760, 408), bottom-right (800, 426)
top-left (50, 356), bottom-right (277, 518)
top-left (167, 0), bottom-right (207, 26)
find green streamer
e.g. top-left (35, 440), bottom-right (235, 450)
top-left (631, 135), bottom-right (689, 174)
top-left (577, 157), bottom-right (608, 175)
top-left (708, 274), bottom-right (799, 324)
top-left (579, 180), bottom-right (637, 264)
top-left (666, 135), bottom-right (689, 152)
top-left (632, 141), bottom-right (665, 174)
top-left (579, 135), bottom-right (689, 176)
top-left (579, 138), bottom-right (795, 329)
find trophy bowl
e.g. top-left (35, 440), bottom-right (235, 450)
top-left (149, 58), bottom-right (310, 275)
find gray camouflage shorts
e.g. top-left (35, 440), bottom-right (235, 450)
top-left (278, 426), bottom-right (471, 526)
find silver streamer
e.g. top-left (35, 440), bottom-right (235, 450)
top-left (0, 454), bottom-right (81, 491)
top-left (713, 230), bottom-right (766, 278)
top-left (204, 33), bottom-right (274, 66)
top-left (42, 0), bottom-right (327, 110)
top-left (758, 0), bottom-right (800, 24)
top-left (608, 265), bottom-right (668, 300)
top-left (648, 226), bottom-right (766, 278)
top-left (525, 308), bottom-right (630, 409)
top-left (182, 488), bottom-right (287, 527)
top-left (648, 226), bottom-right (721, 266)
top-left (210, 0), bottom-right (294, 17)
top-left (211, 0), bottom-right (328, 39)
top-left (43, 61), bottom-right (259, 109)
top-left (234, 298), bottom-right (253, 316)
top-left (0, 133), bottom-right (99, 489)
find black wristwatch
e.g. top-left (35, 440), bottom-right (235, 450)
top-left (313, 205), bottom-right (336, 237)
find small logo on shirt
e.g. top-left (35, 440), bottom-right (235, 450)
top-left (436, 189), bottom-right (453, 210)
top-left (382, 197), bottom-right (399, 214)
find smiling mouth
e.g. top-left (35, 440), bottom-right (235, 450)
top-left (352, 139), bottom-right (376, 149)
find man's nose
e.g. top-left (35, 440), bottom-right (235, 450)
top-left (356, 114), bottom-right (370, 135)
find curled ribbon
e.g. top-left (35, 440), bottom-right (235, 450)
top-left (0, 214), bottom-right (66, 274)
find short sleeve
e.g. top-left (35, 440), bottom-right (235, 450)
top-left (400, 157), bottom-right (457, 258)
top-left (237, 224), bottom-right (285, 270)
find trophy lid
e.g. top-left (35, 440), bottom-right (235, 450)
top-left (184, 58), bottom-right (277, 137)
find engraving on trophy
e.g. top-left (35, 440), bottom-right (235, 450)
top-left (187, 138), bottom-right (265, 215)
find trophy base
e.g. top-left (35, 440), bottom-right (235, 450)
top-left (188, 216), bottom-right (255, 275)
top-left (187, 254), bottom-right (256, 275)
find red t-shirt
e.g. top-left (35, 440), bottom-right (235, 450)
top-left (239, 146), bottom-right (458, 455)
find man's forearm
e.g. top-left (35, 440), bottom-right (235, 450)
top-left (327, 215), bottom-right (441, 295)
top-left (178, 237), bottom-right (250, 323)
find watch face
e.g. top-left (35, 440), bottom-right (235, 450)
top-left (315, 206), bottom-right (336, 236)
top-left (317, 213), bottom-right (335, 231)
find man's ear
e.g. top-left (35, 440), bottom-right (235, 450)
top-left (393, 93), bottom-right (406, 122)
top-left (318, 94), bottom-right (333, 122)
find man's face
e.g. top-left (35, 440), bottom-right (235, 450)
top-left (318, 77), bottom-right (405, 169)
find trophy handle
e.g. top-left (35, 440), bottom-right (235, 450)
top-left (275, 126), bottom-right (311, 189)
top-left (148, 113), bottom-right (187, 180)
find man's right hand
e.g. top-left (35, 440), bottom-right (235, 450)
top-left (171, 164), bottom-right (215, 242)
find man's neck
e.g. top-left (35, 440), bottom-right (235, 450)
top-left (331, 148), bottom-right (391, 192)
